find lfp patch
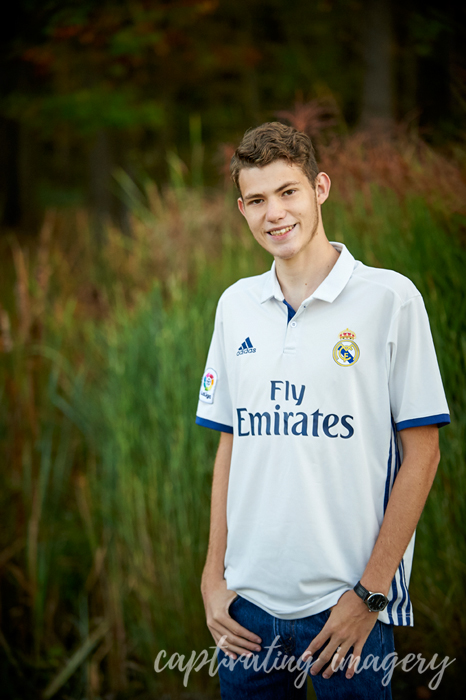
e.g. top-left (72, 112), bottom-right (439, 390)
top-left (199, 368), bottom-right (218, 404)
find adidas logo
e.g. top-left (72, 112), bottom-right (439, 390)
top-left (236, 337), bottom-right (257, 356)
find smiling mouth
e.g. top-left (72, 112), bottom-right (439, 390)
top-left (267, 224), bottom-right (296, 237)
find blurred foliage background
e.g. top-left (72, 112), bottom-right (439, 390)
top-left (0, 1), bottom-right (465, 699)
top-left (1, 0), bottom-right (465, 231)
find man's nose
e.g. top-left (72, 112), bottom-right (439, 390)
top-left (266, 198), bottom-right (286, 222)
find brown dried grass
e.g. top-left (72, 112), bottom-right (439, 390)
top-left (319, 130), bottom-right (466, 215)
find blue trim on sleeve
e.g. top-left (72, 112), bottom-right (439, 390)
top-left (396, 413), bottom-right (450, 431)
top-left (196, 416), bottom-right (234, 434)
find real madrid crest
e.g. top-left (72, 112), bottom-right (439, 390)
top-left (333, 329), bottom-right (360, 367)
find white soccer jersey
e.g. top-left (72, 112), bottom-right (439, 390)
top-left (196, 242), bottom-right (450, 626)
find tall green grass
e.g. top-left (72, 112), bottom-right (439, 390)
top-left (1, 147), bottom-right (465, 698)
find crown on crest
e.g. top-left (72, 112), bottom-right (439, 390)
top-left (339, 328), bottom-right (356, 340)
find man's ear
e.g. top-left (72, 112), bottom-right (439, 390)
top-left (315, 172), bottom-right (331, 206)
top-left (237, 197), bottom-right (246, 217)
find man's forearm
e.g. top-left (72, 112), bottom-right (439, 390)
top-left (201, 432), bottom-right (233, 586)
top-left (360, 424), bottom-right (440, 594)
top-left (303, 424), bottom-right (442, 679)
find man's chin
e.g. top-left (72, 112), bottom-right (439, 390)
top-left (272, 247), bottom-right (299, 261)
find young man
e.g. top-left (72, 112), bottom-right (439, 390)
top-left (195, 122), bottom-right (450, 699)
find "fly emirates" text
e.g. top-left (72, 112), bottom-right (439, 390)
top-left (236, 380), bottom-right (354, 439)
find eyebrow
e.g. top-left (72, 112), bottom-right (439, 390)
top-left (243, 181), bottom-right (300, 202)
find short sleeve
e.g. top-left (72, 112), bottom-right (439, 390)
top-left (388, 294), bottom-right (450, 431)
top-left (195, 298), bottom-right (233, 433)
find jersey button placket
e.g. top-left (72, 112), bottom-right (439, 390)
top-left (283, 313), bottom-right (301, 354)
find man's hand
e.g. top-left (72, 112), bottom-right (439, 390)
top-left (201, 577), bottom-right (262, 659)
top-left (301, 590), bottom-right (378, 680)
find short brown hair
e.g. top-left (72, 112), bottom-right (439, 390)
top-left (230, 122), bottom-right (319, 192)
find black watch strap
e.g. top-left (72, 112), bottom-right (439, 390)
top-left (354, 581), bottom-right (370, 602)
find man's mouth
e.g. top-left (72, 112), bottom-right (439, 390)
top-left (267, 224), bottom-right (296, 237)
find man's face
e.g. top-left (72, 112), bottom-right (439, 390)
top-left (237, 160), bottom-right (330, 262)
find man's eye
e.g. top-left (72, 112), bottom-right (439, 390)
top-left (250, 199), bottom-right (263, 205)
top-left (283, 189), bottom-right (296, 196)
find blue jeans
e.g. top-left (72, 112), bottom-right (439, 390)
top-left (217, 595), bottom-right (395, 700)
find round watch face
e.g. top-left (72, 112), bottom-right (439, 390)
top-left (367, 593), bottom-right (388, 612)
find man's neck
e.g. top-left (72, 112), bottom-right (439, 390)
top-left (274, 233), bottom-right (340, 311)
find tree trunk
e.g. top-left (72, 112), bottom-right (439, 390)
top-left (0, 117), bottom-right (21, 228)
top-left (89, 129), bottom-right (113, 244)
top-left (360, 0), bottom-right (394, 129)
top-left (0, 118), bottom-right (38, 231)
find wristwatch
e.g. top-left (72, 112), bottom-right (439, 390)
top-left (353, 581), bottom-right (389, 612)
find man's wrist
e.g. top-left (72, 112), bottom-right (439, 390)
top-left (360, 574), bottom-right (390, 597)
top-left (353, 580), bottom-right (389, 612)
top-left (201, 566), bottom-right (226, 589)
